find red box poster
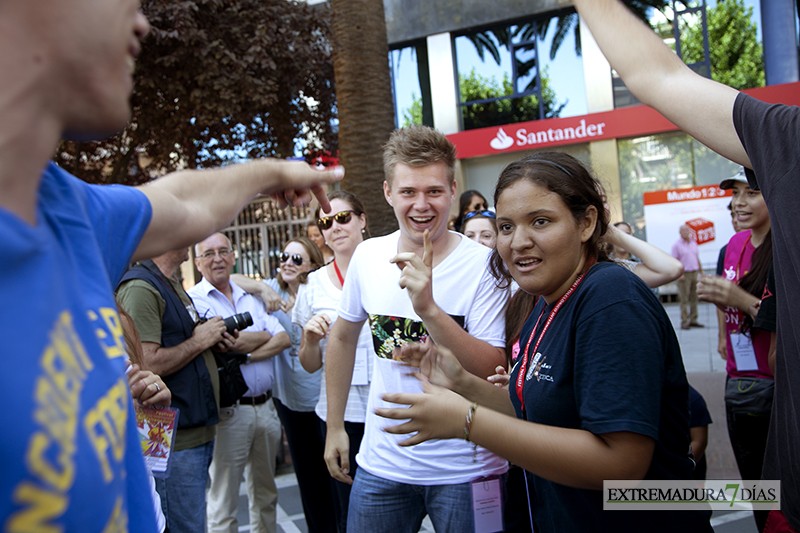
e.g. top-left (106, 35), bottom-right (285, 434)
top-left (686, 217), bottom-right (716, 245)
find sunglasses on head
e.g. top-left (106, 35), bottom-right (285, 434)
top-left (463, 210), bottom-right (496, 221)
top-left (317, 210), bottom-right (359, 231)
top-left (280, 252), bottom-right (304, 266)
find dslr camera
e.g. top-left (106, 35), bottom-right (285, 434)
top-left (195, 311), bottom-right (253, 335)
top-left (223, 312), bottom-right (253, 335)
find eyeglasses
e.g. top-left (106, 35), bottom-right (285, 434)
top-left (317, 210), bottom-right (359, 231)
top-left (199, 249), bottom-right (232, 260)
top-left (280, 252), bottom-right (304, 266)
top-left (462, 210), bottom-right (496, 221)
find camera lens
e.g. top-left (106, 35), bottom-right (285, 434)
top-left (223, 312), bottom-right (253, 335)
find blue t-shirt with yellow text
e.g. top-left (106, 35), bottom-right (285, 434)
top-left (0, 163), bottom-right (157, 532)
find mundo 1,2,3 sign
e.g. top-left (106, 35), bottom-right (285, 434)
top-left (643, 185), bottom-right (733, 271)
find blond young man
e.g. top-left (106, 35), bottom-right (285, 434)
top-left (323, 126), bottom-right (508, 532)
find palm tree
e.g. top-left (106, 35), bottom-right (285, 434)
top-left (465, 1), bottom-right (670, 66)
top-left (330, 0), bottom-right (398, 236)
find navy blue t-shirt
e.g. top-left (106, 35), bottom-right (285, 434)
top-left (509, 262), bottom-right (712, 532)
top-left (689, 385), bottom-right (712, 480)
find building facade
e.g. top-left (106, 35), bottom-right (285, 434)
top-left (386, 0), bottom-right (800, 238)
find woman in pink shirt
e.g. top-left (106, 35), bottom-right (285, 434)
top-left (698, 172), bottom-right (774, 532)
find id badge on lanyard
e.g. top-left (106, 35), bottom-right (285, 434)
top-left (470, 475), bottom-right (504, 533)
top-left (730, 332), bottom-right (758, 371)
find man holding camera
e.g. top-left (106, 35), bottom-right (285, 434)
top-left (188, 232), bottom-right (290, 533)
top-left (117, 246), bottom-right (228, 533)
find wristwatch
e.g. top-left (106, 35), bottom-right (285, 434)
top-left (246, 353), bottom-right (252, 364)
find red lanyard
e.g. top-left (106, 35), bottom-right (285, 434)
top-left (333, 259), bottom-right (344, 286)
top-left (734, 233), bottom-right (752, 281)
top-left (515, 268), bottom-right (591, 411)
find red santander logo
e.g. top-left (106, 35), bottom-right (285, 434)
top-left (489, 119), bottom-right (608, 151)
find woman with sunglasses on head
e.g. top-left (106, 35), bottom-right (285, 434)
top-left (232, 237), bottom-right (337, 533)
top-left (376, 153), bottom-right (712, 532)
top-left (293, 190), bottom-right (373, 533)
top-left (461, 209), bottom-right (498, 249)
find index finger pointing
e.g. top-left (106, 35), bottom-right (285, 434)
top-left (313, 166), bottom-right (345, 212)
top-left (312, 184), bottom-right (331, 213)
top-left (422, 229), bottom-right (433, 269)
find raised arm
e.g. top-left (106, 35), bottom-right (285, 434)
top-left (391, 232), bottom-right (506, 378)
top-left (297, 314), bottom-right (332, 373)
top-left (605, 223), bottom-right (684, 287)
top-left (133, 160), bottom-right (342, 262)
top-left (230, 273), bottom-right (283, 312)
top-left (573, 0), bottom-right (750, 167)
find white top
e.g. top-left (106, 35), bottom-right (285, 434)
top-left (292, 266), bottom-right (373, 423)
top-left (338, 230), bottom-right (509, 485)
top-left (188, 277), bottom-right (284, 396)
top-left (265, 278), bottom-right (321, 412)
top-left (149, 474), bottom-right (166, 533)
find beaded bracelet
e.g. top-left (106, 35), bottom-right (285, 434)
top-left (463, 402), bottom-right (478, 442)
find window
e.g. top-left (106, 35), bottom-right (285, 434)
top-left (618, 131), bottom-right (740, 238)
top-left (453, 11), bottom-right (586, 130)
top-left (615, 0), bottom-right (764, 108)
top-left (390, 43), bottom-right (433, 128)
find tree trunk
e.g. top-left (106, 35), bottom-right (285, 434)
top-left (330, 0), bottom-right (397, 237)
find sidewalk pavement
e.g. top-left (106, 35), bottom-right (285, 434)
top-left (235, 302), bottom-right (756, 532)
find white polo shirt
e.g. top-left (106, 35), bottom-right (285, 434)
top-left (188, 277), bottom-right (284, 397)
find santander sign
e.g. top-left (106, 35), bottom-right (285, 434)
top-left (447, 83), bottom-right (800, 161)
top-left (445, 103), bottom-right (680, 160)
top-left (490, 128), bottom-right (515, 150)
top-left (490, 119), bottom-right (607, 151)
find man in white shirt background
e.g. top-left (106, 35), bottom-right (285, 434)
top-left (188, 232), bottom-right (290, 533)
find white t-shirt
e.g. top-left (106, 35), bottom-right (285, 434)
top-left (292, 266), bottom-right (373, 423)
top-left (338, 231), bottom-right (509, 485)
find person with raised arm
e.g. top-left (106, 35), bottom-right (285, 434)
top-left (605, 221), bottom-right (684, 288)
top-left (570, 1), bottom-right (800, 528)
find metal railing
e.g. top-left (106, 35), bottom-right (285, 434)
top-left (221, 198), bottom-right (314, 280)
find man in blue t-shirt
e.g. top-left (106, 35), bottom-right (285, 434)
top-left (573, 0), bottom-right (800, 529)
top-left (0, 3), bottom-right (341, 531)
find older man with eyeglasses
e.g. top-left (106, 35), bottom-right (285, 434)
top-left (188, 232), bottom-right (290, 533)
